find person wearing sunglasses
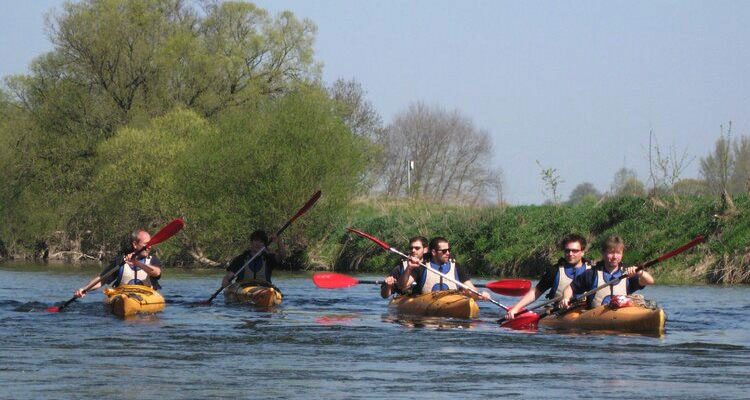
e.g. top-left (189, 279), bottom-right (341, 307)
top-left (505, 233), bottom-right (592, 319)
top-left (381, 236), bottom-right (429, 298)
top-left (403, 237), bottom-right (490, 299)
top-left (559, 235), bottom-right (654, 310)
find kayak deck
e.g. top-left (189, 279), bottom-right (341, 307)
top-left (224, 281), bottom-right (283, 308)
top-left (389, 290), bottom-right (479, 319)
top-left (539, 304), bottom-right (666, 336)
top-left (103, 285), bottom-right (165, 318)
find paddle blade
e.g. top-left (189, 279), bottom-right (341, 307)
top-left (656, 235), bottom-right (705, 262)
top-left (313, 273), bottom-right (359, 289)
top-left (46, 306), bottom-right (60, 313)
top-left (499, 311), bottom-right (540, 330)
top-left (346, 228), bottom-right (391, 251)
top-left (148, 218), bottom-right (185, 246)
top-left (276, 190), bottom-right (322, 236)
top-left (484, 279), bottom-right (532, 296)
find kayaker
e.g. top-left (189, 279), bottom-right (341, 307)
top-left (380, 236), bottom-right (429, 298)
top-left (401, 237), bottom-right (490, 300)
top-left (74, 230), bottom-right (162, 298)
top-left (221, 229), bottom-right (286, 287)
top-left (560, 235), bottom-right (654, 309)
top-left (505, 233), bottom-right (592, 320)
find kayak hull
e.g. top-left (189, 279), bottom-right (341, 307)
top-left (103, 285), bottom-right (165, 318)
top-left (539, 304), bottom-right (666, 335)
top-left (389, 290), bottom-right (479, 319)
top-left (224, 281), bottom-right (283, 308)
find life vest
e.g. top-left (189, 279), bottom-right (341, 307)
top-left (114, 257), bottom-right (156, 288)
top-left (548, 261), bottom-right (591, 299)
top-left (416, 260), bottom-right (459, 294)
top-left (591, 268), bottom-right (628, 308)
top-left (238, 253), bottom-right (271, 284)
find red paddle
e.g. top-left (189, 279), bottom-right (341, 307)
top-left (313, 272), bottom-right (530, 296)
top-left (46, 218), bottom-right (185, 313)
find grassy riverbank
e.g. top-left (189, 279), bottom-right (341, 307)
top-left (323, 195), bottom-right (750, 285)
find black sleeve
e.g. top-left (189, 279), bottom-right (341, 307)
top-left (626, 276), bottom-right (645, 294)
top-left (149, 255), bottom-right (162, 267)
top-left (535, 266), bottom-right (558, 293)
top-left (570, 269), bottom-right (596, 295)
top-left (455, 262), bottom-right (470, 283)
top-left (390, 265), bottom-right (402, 278)
top-left (227, 250), bottom-right (251, 273)
top-left (264, 253), bottom-right (279, 272)
top-left (148, 255), bottom-right (162, 279)
top-left (99, 256), bottom-right (123, 285)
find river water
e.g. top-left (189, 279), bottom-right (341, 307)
top-left (1, 263), bottom-right (748, 399)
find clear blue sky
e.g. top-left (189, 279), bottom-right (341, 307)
top-left (2, 1), bottom-right (749, 204)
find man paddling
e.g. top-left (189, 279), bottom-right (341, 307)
top-left (395, 237), bottom-right (490, 300)
top-left (505, 233), bottom-right (592, 320)
top-left (74, 230), bottom-right (162, 298)
top-left (560, 235), bottom-right (654, 309)
top-left (380, 236), bottom-right (428, 298)
top-left (221, 230), bottom-right (286, 287)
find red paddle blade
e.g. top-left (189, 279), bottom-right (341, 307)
top-left (346, 228), bottom-right (391, 250)
top-left (46, 306), bottom-right (60, 313)
top-left (148, 218), bottom-right (185, 246)
top-left (484, 279), bottom-right (532, 296)
top-left (313, 273), bottom-right (360, 289)
top-left (500, 312), bottom-right (540, 330)
top-left (276, 190), bottom-right (322, 236)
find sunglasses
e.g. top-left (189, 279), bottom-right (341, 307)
top-left (409, 246), bottom-right (423, 250)
top-left (564, 248), bottom-right (582, 254)
top-left (435, 248), bottom-right (451, 254)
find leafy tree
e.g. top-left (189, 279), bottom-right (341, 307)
top-left (567, 182), bottom-right (601, 205)
top-left (610, 168), bottom-right (646, 197)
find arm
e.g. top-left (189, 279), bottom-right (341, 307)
top-left (221, 271), bottom-right (235, 288)
top-left (506, 288), bottom-right (543, 319)
top-left (559, 285), bottom-right (574, 309)
top-left (270, 236), bottom-right (287, 263)
top-left (380, 276), bottom-right (396, 298)
top-left (130, 259), bottom-right (161, 278)
top-left (74, 276), bottom-right (103, 298)
top-left (461, 280), bottom-right (492, 300)
top-left (396, 260), bottom-right (418, 292)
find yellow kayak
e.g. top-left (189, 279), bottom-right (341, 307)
top-left (539, 304), bottom-right (666, 336)
top-left (224, 281), bottom-right (283, 308)
top-left (103, 285), bottom-right (165, 318)
top-left (389, 290), bottom-right (479, 319)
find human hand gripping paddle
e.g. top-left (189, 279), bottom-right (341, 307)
top-left (313, 272), bottom-right (531, 297)
top-left (46, 218), bottom-right (185, 313)
top-left (342, 228), bottom-right (534, 319)
top-left (200, 190), bottom-right (322, 305)
top-left (499, 235), bottom-right (706, 330)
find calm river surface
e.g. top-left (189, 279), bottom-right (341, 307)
top-left (1, 263), bottom-right (748, 399)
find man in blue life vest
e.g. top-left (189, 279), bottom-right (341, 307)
top-left (394, 237), bottom-right (490, 300)
top-left (560, 235), bottom-right (654, 309)
top-left (221, 229), bottom-right (286, 287)
top-left (380, 236), bottom-right (429, 298)
top-left (504, 233), bottom-right (592, 320)
top-left (74, 230), bottom-right (162, 298)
